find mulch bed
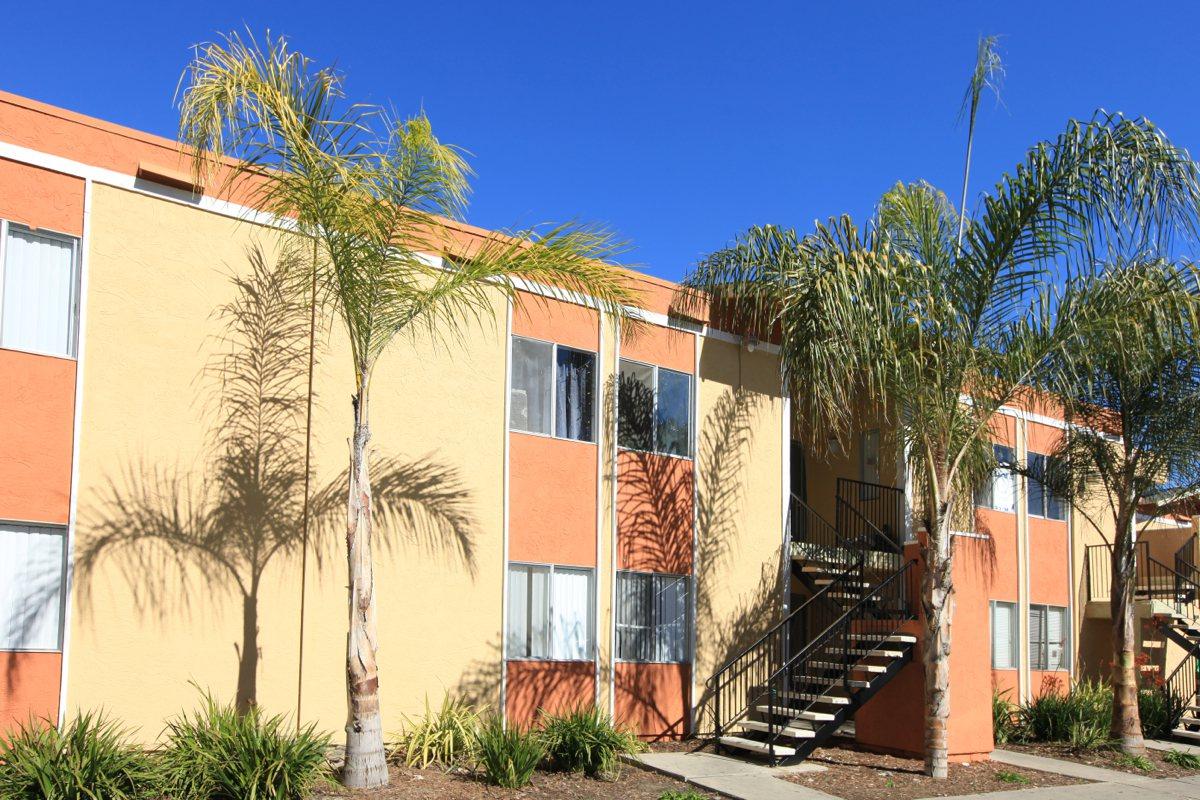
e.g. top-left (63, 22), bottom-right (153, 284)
top-left (314, 764), bottom-right (716, 799)
top-left (1004, 741), bottom-right (1200, 779)
top-left (782, 742), bottom-right (1087, 800)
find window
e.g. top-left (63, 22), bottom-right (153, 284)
top-left (0, 223), bottom-right (80, 358)
top-left (1030, 604), bottom-right (1070, 671)
top-left (1027, 453), bottom-right (1067, 520)
top-left (617, 359), bottom-right (692, 457)
top-left (616, 572), bottom-right (691, 663)
top-left (0, 523), bottom-right (67, 651)
top-left (509, 337), bottom-right (596, 442)
top-left (990, 600), bottom-right (1018, 670)
top-left (506, 563), bottom-right (594, 660)
top-left (977, 445), bottom-right (1017, 513)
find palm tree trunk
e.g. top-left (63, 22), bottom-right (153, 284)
top-left (235, 588), bottom-right (259, 713)
top-left (923, 495), bottom-right (955, 779)
top-left (342, 385), bottom-right (388, 788)
top-left (1110, 506), bottom-right (1145, 754)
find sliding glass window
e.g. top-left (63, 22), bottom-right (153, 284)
top-left (617, 359), bottom-right (692, 457)
top-left (509, 336), bottom-right (596, 442)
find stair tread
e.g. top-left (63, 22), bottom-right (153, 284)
top-left (777, 691), bottom-right (852, 705)
top-left (1174, 728), bottom-right (1200, 743)
top-left (849, 633), bottom-right (917, 643)
top-left (719, 736), bottom-right (797, 757)
top-left (754, 705), bottom-right (837, 721)
top-left (738, 720), bottom-right (817, 738)
top-left (796, 676), bottom-right (872, 688)
top-left (838, 647), bottom-right (904, 658)
top-left (810, 660), bottom-right (888, 673)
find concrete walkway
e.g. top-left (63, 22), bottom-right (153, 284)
top-left (631, 751), bottom-right (836, 800)
top-left (631, 745), bottom-right (1200, 800)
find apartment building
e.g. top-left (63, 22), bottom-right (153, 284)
top-left (0, 89), bottom-right (1191, 761)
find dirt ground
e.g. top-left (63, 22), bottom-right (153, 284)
top-left (1004, 741), bottom-right (1200, 779)
top-left (782, 742), bottom-right (1087, 800)
top-left (314, 764), bottom-right (715, 799)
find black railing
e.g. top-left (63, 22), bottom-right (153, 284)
top-left (790, 493), bottom-right (863, 571)
top-left (1176, 537), bottom-right (1198, 584)
top-left (837, 478), bottom-right (906, 553)
top-left (1164, 651), bottom-right (1198, 716)
top-left (1086, 541), bottom-right (1200, 617)
top-left (708, 566), bottom-right (865, 745)
top-left (758, 559), bottom-right (917, 759)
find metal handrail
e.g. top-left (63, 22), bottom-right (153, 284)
top-left (836, 477), bottom-right (906, 554)
top-left (790, 492), bottom-right (872, 568)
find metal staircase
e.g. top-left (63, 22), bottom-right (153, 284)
top-left (706, 480), bottom-right (917, 764)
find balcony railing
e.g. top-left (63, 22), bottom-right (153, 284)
top-left (1085, 541), bottom-right (1200, 617)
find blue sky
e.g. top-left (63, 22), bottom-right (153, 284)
top-left (5, 2), bottom-right (1198, 282)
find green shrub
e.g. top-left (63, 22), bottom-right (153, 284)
top-left (992, 690), bottom-right (1022, 744)
top-left (1114, 752), bottom-right (1155, 772)
top-left (474, 716), bottom-right (544, 788)
top-left (538, 706), bottom-right (646, 779)
top-left (1163, 749), bottom-right (1200, 769)
top-left (0, 712), bottom-right (157, 800)
top-left (659, 791), bottom-right (710, 800)
top-left (1018, 679), bottom-right (1110, 748)
top-left (1138, 687), bottom-right (1186, 740)
top-left (995, 770), bottom-right (1030, 784)
top-left (157, 693), bottom-right (331, 799)
top-left (394, 694), bottom-right (480, 769)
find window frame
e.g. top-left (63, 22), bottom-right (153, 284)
top-left (1029, 603), bottom-right (1071, 671)
top-left (1026, 452), bottom-right (1068, 521)
top-left (615, 570), bottom-right (693, 664)
top-left (616, 357), bottom-right (694, 460)
top-left (990, 599), bottom-right (1018, 671)
top-left (505, 561), bottom-right (596, 662)
top-left (508, 334), bottom-right (598, 444)
top-left (0, 521), bottom-right (69, 653)
top-left (0, 219), bottom-right (82, 360)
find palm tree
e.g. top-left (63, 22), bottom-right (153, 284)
top-left (683, 120), bottom-right (1199, 775)
top-left (1029, 259), bottom-right (1200, 753)
top-left (177, 32), bottom-right (641, 787)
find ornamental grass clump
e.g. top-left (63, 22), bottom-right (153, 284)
top-left (538, 706), bottom-right (646, 779)
top-left (0, 712), bottom-right (157, 800)
top-left (393, 693), bottom-right (481, 769)
top-left (1137, 686), bottom-right (1186, 740)
top-left (1018, 679), bottom-right (1110, 748)
top-left (474, 716), bottom-right (544, 788)
top-left (157, 692), bottom-right (331, 799)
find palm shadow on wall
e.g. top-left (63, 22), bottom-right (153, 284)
top-left (75, 245), bottom-right (478, 711)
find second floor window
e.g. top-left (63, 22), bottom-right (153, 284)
top-left (1, 223), bottom-right (80, 358)
top-left (509, 336), bottom-right (596, 442)
top-left (977, 444), bottom-right (1016, 513)
top-left (1027, 453), bottom-right (1067, 521)
top-left (618, 359), bottom-right (692, 457)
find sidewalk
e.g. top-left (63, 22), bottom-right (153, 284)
top-left (630, 744), bottom-right (1200, 800)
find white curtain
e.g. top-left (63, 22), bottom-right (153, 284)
top-left (555, 347), bottom-right (595, 441)
top-left (2, 227), bottom-right (77, 356)
top-left (550, 568), bottom-right (591, 660)
top-left (991, 601), bottom-right (1016, 670)
top-left (0, 524), bottom-right (65, 650)
top-left (509, 338), bottom-right (552, 434)
top-left (506, 564), bottom-right (550, 658)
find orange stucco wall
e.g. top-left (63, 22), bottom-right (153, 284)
top-left (0, 349), bottom-right (76, 525)
top-left (509, 434), bottom-right (597, 567)
top-left (621, 326), bottom-right (694, 373)
top-left (614, 662), bottom-right (689, 740)
top-left (856, 539), bottom-right (995, 761)
top-left (505, 660), bottom-right (595, 728)
top-left (0, 652), bottom-right (61, 732)
top-left (617, 451), bottom-right (693, 574)
top-left (0, 158), bottom-right (84, 236)
top-left (512, 295), bottom-right (599, 352)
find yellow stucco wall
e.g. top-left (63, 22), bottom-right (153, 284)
top-left (68, 184), bottom-right (507, 739)
top-left (692, 338), bottom-right (784, 733)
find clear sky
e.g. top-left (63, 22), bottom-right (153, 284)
top-left (5, 2), bottom-right (1198, 282)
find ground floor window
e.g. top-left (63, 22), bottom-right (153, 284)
top-left (506, 563), bottom-right (594, 660)
top-left (990, 600), bottom-right (1018, 670)
top-left (1030, 604), bottom-right (1070, 671)
top-left (616, 571), bottom-right (691, 663)
top-left (0, 522), bottom-right (67, 651)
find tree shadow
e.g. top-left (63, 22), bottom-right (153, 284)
top-left (75, 245), bottom-right (478, 711)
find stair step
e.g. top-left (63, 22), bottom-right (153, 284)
top-left (814, 577), bottom-right (871, 587)
top-left (719, 735), bottom-right (796, 757)
top-left (810, 660), bottom-right (888, 673)
top-left (777, 691), bottom-right (852, 706)
top-left (1174, 728), bottom-right (1200, 743)
top-left (754, 705), bottom-right (837, 721)
top-left (838, 647), bottom-right (904, 658)
top-left (849, 633), bottom-right (916, 644)
top-left (1179, 716), bottom-right (1200, 727)
top-left (1141, 640), bottom-right (1164, 649)
top-left (797, 677), bottom-right (871, 688)
top-left (738, 720), bottom-right (817, 739)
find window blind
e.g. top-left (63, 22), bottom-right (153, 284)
top-left (1, 226), bottom-right (77, 357)
top-left (0, 524), bottom-right (66, 650)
